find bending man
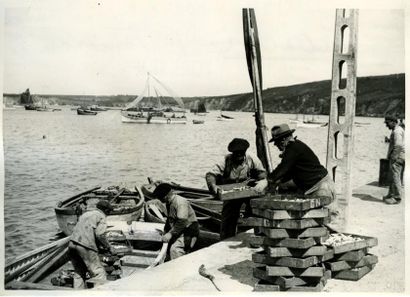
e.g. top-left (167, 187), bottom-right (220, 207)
top-left (153, 183), bottom-right (199, 260)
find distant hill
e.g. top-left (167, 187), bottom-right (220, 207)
top-left (183, 73), bottom-right (405, 117)
top-left (4, 73), bottom-right (404, 117)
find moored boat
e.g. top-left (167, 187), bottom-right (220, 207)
top-left (77, 108), bottom-right (98, 115)
top-left (5, 221), bottom-right (167, 290)
top-left (121, 73), bottom-right (187, 124)
top-left (54, 186), bottom-right (145, 236)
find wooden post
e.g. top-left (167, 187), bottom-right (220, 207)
top-left (243, 8), bottom-right (273, 173)
top-left (326, 9), bottom-right (359, 231)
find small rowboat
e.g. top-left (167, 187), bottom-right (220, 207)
top-left (55, 186), bottom-right (144, 236)
top-left (77, 108), bottom-right (97, 115)
top-left (5, 221), bottom-right (167, 290)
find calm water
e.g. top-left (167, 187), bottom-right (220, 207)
top-left (3, 108), bottom-right (388, 261)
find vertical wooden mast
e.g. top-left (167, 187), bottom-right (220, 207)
top-left (326, 9), bottom-right (359, 231)
top-left (243, 8), bottom-right (273, 173)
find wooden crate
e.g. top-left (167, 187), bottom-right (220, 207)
top-left (243, 217), bottom-right (330, 229)
top-left (259, 227), bottom-right (329, 239)
top-left (264, 245), bottom-right (327, 258)
top-left (333, 248), bottom-right (368, 262)
top-left (332, 264), bottom-right (376, 281)
top-left (251, 195), bottom-right (332, 211)
top-left (325, 254), bottom-right (378, 272)
top-left (250, 235), bottom-right (320, 249)
top-left (324, 233), bottom-right (378, 254)
top-left (217, 182), bottom-right (263, 201)
top-left (253, 251), bottom-right (320, 268)
top-left (252, 207), bottom-right (329, 220)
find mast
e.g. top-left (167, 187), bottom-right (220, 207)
top-left (242, 8), bottom-right (273, 173)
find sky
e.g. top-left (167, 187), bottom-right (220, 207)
top-left (2, 0), bottom-right (407, 97)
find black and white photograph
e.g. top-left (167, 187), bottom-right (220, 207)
top-left (1, 0), bottom-right (407, 294)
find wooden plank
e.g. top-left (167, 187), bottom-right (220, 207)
top-left (332, 264), bottom-right (375, 281)
top-left (5, 280), bottom-right (72, 290)
top-left (120, 255), bottom-right (154, 268)
top-left (252, 207), bottom-right (329, 220)
top-left (251, 195), bottom-right (332, 211)
top-left (286, 281), bottom-right (324, 292)
top-left (243, 217), bottom-right (330, 229)
top-left (333, 248), bottom-right (368, 261)
top-left (266, 266), bottom-right (324, 277)
top-left (252, 251), bottom-right (320, 268)
top-left (250, 235), bottom-right (317, 249)
top-left (325, 254), bottom-right (378, 272)
top-left (264, 246), bottom-right (327, 258)
top-left (125, 230), bottom-right (162, 242)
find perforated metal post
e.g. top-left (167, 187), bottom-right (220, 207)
top-left (326, 9), bottom-right (358, 232)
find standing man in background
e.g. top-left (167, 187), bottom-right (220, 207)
top-left (205, 138), bottom-right (268, 240)
top-left (384, 115), bottom-right (405, 204)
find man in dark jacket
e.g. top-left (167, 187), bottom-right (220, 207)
top-left (268, 124), bottom-right (335, 200)
top-left (205, 138), bottom-right (267, 240)
top-left (68, 200), bottom-right (115, 289)
top-left (153, 183), bottom-right (199, 260)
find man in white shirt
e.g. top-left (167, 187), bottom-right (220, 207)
top-left (384, 115), bottom-right (405, 204)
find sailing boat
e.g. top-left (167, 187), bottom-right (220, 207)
top-left (121, 73), bottom-right (187, 124)
top-left (191, 101), bottom-right (208, 116)
top-left (36, 98), bottom-right (53, 112)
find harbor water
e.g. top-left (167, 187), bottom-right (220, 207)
top-left (3, 108), bottom-right (389, 262)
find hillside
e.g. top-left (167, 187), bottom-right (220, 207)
top-left (4, 73), bottom-right (404, 117)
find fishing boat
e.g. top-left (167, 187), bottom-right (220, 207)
top-left (77, 107), bottom-right (98, 115)
top-left (190, 101), bottom-right (208, 116)
top-left (54, 186), bottom-right (145, 236)
top-left (217, 112), bottom-right (234, 121)
top-left (5, 221), bottom-right (167, 290)
top-left (121, 73), bottom-right (187, 124)
top-left (89, 105), bottom-right (107, 112)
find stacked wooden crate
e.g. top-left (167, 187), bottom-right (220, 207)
top-left (243, 194), bottom-right (333, 292)
top-left (322, 233), bottom-right (378, 281)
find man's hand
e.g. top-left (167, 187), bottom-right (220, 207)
top-left (252, 179), bottom-right (268, 193)
top-left (162, 233), bottom-right (172, 243)
top-left (210, 185), bottom-right (220, 195)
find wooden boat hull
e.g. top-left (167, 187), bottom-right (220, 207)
top-left (55, 186), bottom-right (144, 236)
top-left (5, 222), bottom-right (167, 290)
top-left (122, 114), bottom-right (187, 124)
top-left (77, 109), bottom-right (97, 115)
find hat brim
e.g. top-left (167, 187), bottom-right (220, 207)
top-left (269, 129), bottom-right (295, 143)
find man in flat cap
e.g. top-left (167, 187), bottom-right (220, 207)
top-left (384, 115), bottom-right (405, 204)
top-left (153, 183), bottom-right (199, 260)
top-left (68, 200), bottom-right (115, 288)
top-left (205, 138), bottom-right (268, 239)
top-left (268, 123), bottom-right (335, 202)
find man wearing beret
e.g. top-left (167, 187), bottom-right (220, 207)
top-left (69, 200), bottom-right (115, 288)
top-left (152, 183), bottom-right (199, 260)
top-left (268, 124), bottom-right (335, 202)
top-left (383, 115), bottom-right (405, 204)
top-left (205, 138), bottom-right (268, 240)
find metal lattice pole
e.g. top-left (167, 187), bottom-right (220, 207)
top-left (326, 9), bottom-right (359, 232)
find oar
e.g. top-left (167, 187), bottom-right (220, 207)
top-left (109, 188), bottom-right (126, 204)
top-left (242, 8), bottom-right (273, 173)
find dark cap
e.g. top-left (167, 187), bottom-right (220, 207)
top-left (152, 183), bottom-right (172, 200)
top-left (384, 115), bottom-right (398, 123)
top-left (269, 124), bottom-right (295, 143)
top-left (96, 200), bottom-right (114, 214)
top-left (228, 138), bottom-right (250, 153)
